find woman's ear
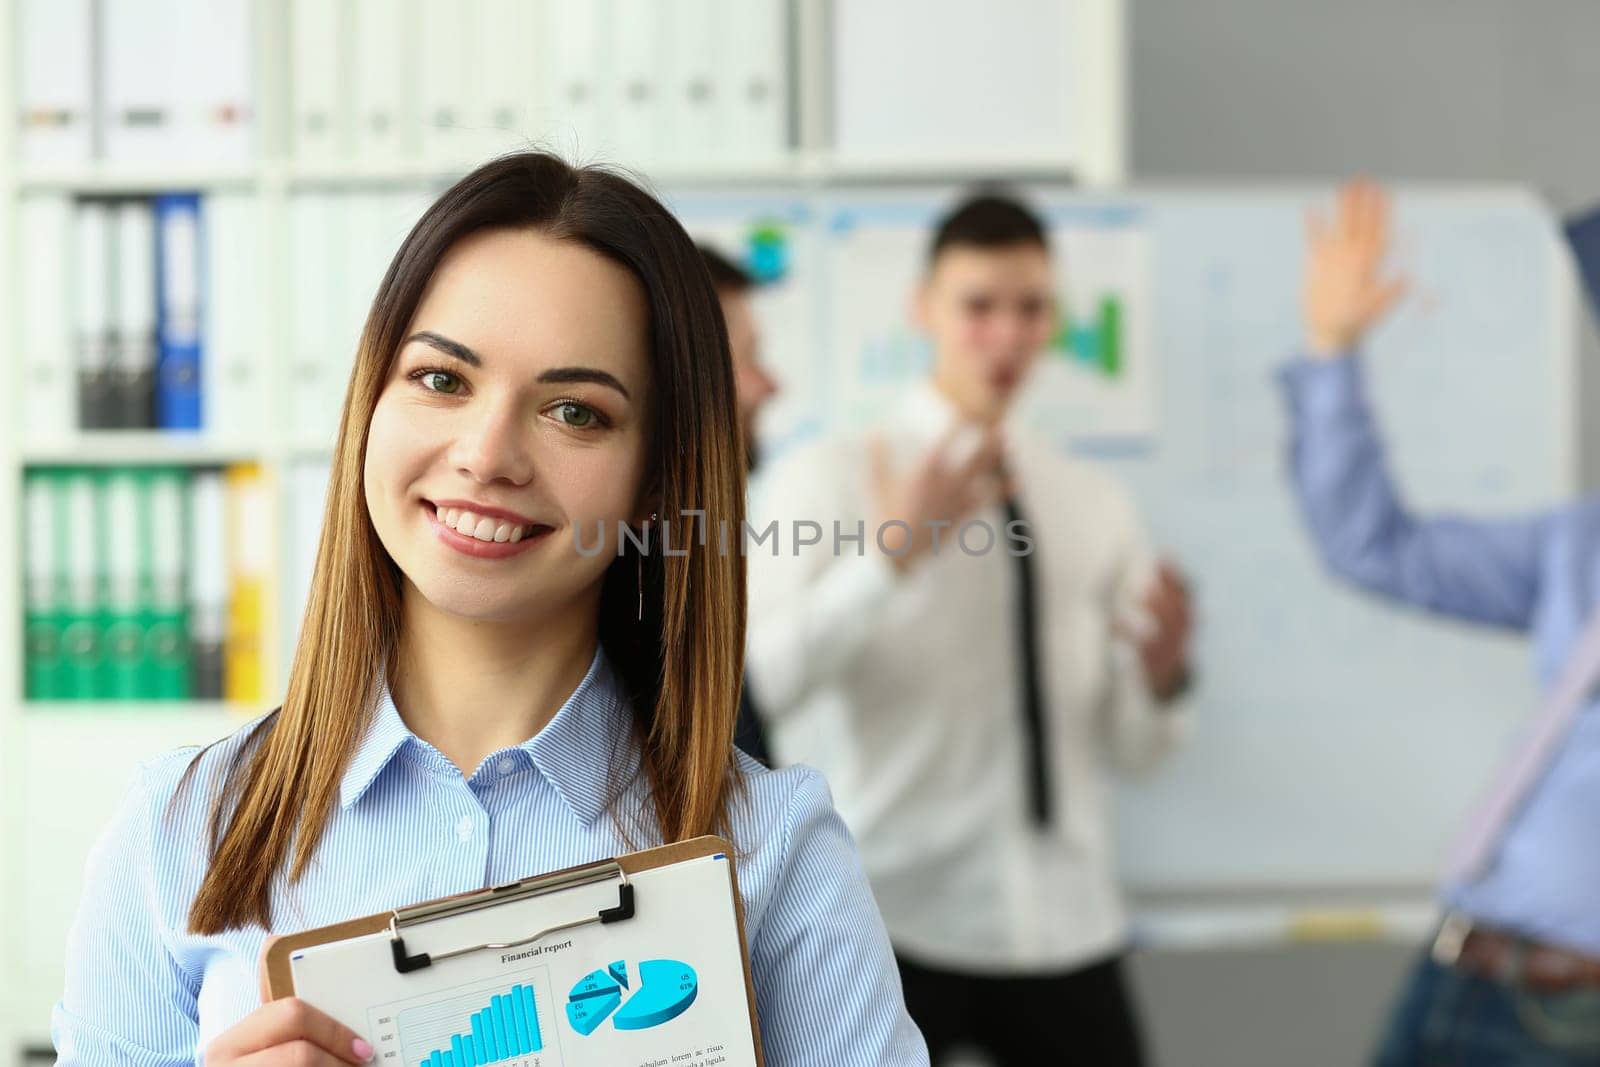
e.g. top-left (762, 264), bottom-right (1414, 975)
top-left (633, 486), bottom-right (662, 528)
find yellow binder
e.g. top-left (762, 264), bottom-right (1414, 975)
top-left (224, 462), bottom-right (268, 703)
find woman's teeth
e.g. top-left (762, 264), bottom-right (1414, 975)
top-left (434, 505), bottom-right (538, 544)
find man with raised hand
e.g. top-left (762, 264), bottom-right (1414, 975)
top-left (1285, 180), bottom-right (1600, 1064)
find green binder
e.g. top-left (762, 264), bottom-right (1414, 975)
top-left (23, 469), bottom-right (66, 700)
top-left (146, 467), bottom-right (191, 699)
top-left (59, 468), bottom-right (104, 700)
top-left (102, 467), bottom-right (151, 699)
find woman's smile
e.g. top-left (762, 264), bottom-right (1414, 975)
top-left (422, 499), bottom-right (555, 560)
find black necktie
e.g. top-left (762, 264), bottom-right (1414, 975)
top-left (1003, 494), bottom-right (1052, 826)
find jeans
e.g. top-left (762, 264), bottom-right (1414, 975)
top-left (1375, 950), bottom-right (1600, 1066)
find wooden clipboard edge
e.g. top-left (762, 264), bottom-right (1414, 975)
top-left (262, 835), bottom-right (763, 1066)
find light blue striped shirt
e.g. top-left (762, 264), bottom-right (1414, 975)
top-left (52, 646), bottom-right (928, 1065)
top-left (1284, 354), bottom-right (1600, 955)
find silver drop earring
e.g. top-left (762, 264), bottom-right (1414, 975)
top-left (637, 512), bottom-right (658, 623)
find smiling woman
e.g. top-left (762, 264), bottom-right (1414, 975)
top-left (51, 154), bottom-right (930, 1066)
top-left (366, 228), bottom-right (657, 629)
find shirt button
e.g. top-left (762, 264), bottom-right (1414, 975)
top-left (498, 758), bottom-right (517, 776)
top-left (456, 815), bottom-right (474, 842)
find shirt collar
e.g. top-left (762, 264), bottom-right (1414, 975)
top-left (339, 644), bottom-right (636, 822)
top-left (524, 645), bottom-right (637, 824)
top-left (898, 378), bottom-right (1026, 456)
top-left (339, 685), bottom-right (413, 810)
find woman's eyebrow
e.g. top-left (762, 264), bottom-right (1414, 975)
top-left (537, 366), bottom-right (631, 401)
top-left (405, 330), bottom-right (481, 366)
top-left (404, 331), bottom-right (632, 401)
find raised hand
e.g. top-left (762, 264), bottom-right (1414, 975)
top-left (1304, 180), bottom-right (1408, 358)
top-left (870, 424), bottom-right (1011, 573)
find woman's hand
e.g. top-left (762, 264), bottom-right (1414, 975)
top-left (1304, 180), bottom-right (1408, 358)
top-left (205, 998), bottom-right (374, 1065)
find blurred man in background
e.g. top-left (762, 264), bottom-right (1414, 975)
top-left (1286, 181), bottom-right (1600, 1064)
top-left (745, 192), bottom-right (1194, 1066)
top-left (701, 245), bottom-right (780, 473)
top-left (700, 244), bottom-right (781, 765)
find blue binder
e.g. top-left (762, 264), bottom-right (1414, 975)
top-left (155, 193), bottom-right (204, 429)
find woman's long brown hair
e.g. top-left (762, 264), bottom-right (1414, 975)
top-left (186, 154), bottom-right (747, 934)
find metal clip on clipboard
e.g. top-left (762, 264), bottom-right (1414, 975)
top-left (388, 861), bottom-right (637, 974)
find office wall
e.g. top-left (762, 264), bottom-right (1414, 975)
top-left (1131, 0), bottom-right (1600, 486)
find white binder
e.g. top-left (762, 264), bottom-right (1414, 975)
top-left (112, 199), bottom-right (157, 428)
top-left (177, 0), bottom-right (254, 164)
top-left (290, 0), bottom-right (347, 160)
top-left (100, 0), bottom-right (179, 164)
top-left (352, 0), bottom-right (415, 160)
top-left (473, 0), bottom-right (546, 160)
top-left (186, 469), bottom-right (228, 698)
top-left (418, 0), bottom-right (474, 165)
top-left (610, 0), bottom-right (664, 166)
top-left (665, 0), bottom-right (723, 168)
top-left (18, 195), bottom-right (76, 439)
top-left (73, 200), bottom-right (115, 429)
top-left (545, 0), bottom-right (608, 161)
top-left (204, 193), bottom-right (266, 439)
top-left (832, 0), bottom-right (1075, 166)
top-left (284, 458), bottom-right (332, 659)
top-left (724, 0), bottom-right (787, 165)
top-left (17, 0), bottom-right (95, 167)
top-left (291, 193), bottom-right (349, 444)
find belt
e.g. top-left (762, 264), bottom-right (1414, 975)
top-left (1431, 912), bottom-right (1600, 993)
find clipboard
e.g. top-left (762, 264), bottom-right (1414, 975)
top-left (265, 836), bottom-right (764, 1067)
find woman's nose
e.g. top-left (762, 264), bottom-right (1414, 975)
top-left (450, 404), bottom-right (535, 485)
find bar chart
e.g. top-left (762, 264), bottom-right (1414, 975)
top-left (1053, 294), bottom-right (1124, 379)
top-left (400, 982), bottom-right (545, 1067)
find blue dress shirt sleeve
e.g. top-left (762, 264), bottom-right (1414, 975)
top-left (52, 754), bottom-right (202, 1066)
top-left (749, 768), bottom-right (929, 1065)
top-left (1281, 353), bottom-right (1551, 630)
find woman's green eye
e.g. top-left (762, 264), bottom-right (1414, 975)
top-left (422, 371), bottom-right (461, 394)
top-left (558, 402), bottom-right (595, 428)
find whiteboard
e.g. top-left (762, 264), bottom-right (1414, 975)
top-left (668, 182), bottom-right (1576, 894)
top-left (1105, 186), bottom-right (1573, 892)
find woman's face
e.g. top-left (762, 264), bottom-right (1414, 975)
top-left (364, 227), bottom-right (654, 625)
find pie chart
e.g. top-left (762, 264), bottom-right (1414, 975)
top-left (565, 959), bottom-right (698, 1036)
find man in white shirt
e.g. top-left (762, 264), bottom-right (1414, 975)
top-left (745, 193), bottom-right (1194, 1065)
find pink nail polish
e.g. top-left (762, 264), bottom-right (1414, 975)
top-left (353, 1037), bottom-right (374, 1061)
